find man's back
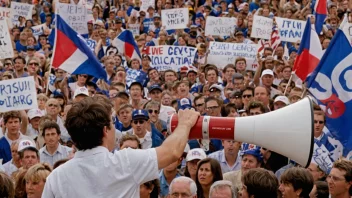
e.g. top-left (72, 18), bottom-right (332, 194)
top-left (42, 146), bottom-right (158, 198)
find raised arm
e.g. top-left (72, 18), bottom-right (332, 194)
top-left (155, 109), bottom-right (200, 169)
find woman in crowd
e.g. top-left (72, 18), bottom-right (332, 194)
top-left (144, 100), bottom-right (167, 133)
top-left (279, 167), bottom-right (314, 198)
top-left (25, 163), bottom-right (52, 198)
top-left (0, 172), bottom-right (15, 198)
top-left (196, 158), bottom-right (223, 198)
top-left (140, 179), bottom-right (160, 198)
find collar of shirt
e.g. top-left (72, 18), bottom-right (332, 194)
top-left (43, 143), bottom-right (65, 155)
top-left (220, 150), bottom-right (241, 168)
top-left (74, 146), bottom-right (109, 159)
top-left (138, 131), bottom-right (152, 144)
top-left (315, 132), bottom-right (325, 141)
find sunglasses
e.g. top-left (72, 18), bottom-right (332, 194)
top-left (48, 104), bottom-right (59, 107)
top-left (314, 120), bottom-right (324, 124)
top-left (242, 94), bottom-right (252, 98)
top-left (80, 75), bottom-right (88, 78)
top-left (133, 120), bottom-right (146, 125)
top-left (207, 106), bottom-right (219, 111)
top-left (148, 109), bottom-right (159, 114)
top-left (29, 62), bottom-right (39, 66)
top-left (196, 103), bottom-right (204, 107)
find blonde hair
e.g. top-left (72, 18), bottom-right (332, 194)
top-left (37, 93), bottom-right (49, 101)
top-left (24, 163), bottom-right (52, 183)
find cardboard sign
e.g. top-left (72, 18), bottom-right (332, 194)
top-left (140, 0), bottom-right (155, 12)
top-left (0, 20), bottom-right (14, 59)
top-left (251, 15), bottom-right (273, 39)
top-left (207, 42), bottom-right (258, 70)
top-left (148, 45), bottom-right (197, 71)
top-left (10, 2), bottom-right (33, 27)
top-left (0, 76), bottom-right (38, 112)
top-left (205, 16), bottom-right (236, 37)
top-left (0, 7), bottom-right (12, 28)
top-left (31, 24), bottom-right (46, 39)
top-left (128, 24), bottom-right (140, 36)
top-left (57, 3), bottom-right (88, 34)
top-left (275, 17), bottom-right (307, 43)
top-left (161, 8), bottom-right (189, 30)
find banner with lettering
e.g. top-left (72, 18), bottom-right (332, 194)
top-left (147, 45), bottom-right (197, 71)
top-left (0, 7), bottom-right (12, 28)
top-left (251, 15), bottom-right (273, 39)
top-left (205, 16), bottom-right (236, 37)
top-left (57, 3), bottom-right (88, 34)
top-left (10, 2), bottom-right (34, 27)
top-left (31, 24), bottom-right (45, 39)
top-left (0, 76), bottom-right (38, 112)
top-left (207, 42), bottom-right (258, 70)
top-left (275, 17), bottom-right (307, 43)
top-left (128, 24), bottom-right (140, 36)
top-left (161, 8), bottom-right (189, 30)
top-left (0, 20), bottom-right (14, 59)
top-left (141, 0), bottom-right (155, 12)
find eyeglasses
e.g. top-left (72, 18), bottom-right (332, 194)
top-left (48, 104), bottom-right (59, 107)
top-left (79, 75), bottom-right (88, 78)
top-left (207, 106), bottom-right (219, 111)
top-left (133, 120), bottom-right (146, 125)
top-left (250, 112), bottom-right (261, 115)
top-left (170, 192), bottom-right (192, 198)
top-left (314, 120), bottom-right (324, 124)
top-left (327, 175), bottom-right (346, 183)
top-left (148, 109), bottom-right (159, 114)
top-left (196, 103), bottom-right (204, 107)
top-left (242, 94), bottom-right (252, 98)
top-left (28, 62), bottom-right (39, 66)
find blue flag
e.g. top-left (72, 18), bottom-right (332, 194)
top-left (307, 19), bottom-right (352, 157)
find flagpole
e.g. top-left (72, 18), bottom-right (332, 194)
top-left (284, 70), bottom-right (294, 95)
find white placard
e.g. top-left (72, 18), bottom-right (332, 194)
top-left (161, 8), bottom-right (189, 30)
top-left (31, 24), bottom-right (46, 39)
top-left (57, 3), bottom-right (88, 34)
top-left (251, 15), bottom-right (273, 39)
top-left (0, 7), bottom-right (12, 28)
top-left (140, 0), bottom-right (155, 12)
top-left (128, 24), bottom-right (140, 36)
top-left (275, 17), bottom-right (307, 43)
top-left (148, 45), bottom-right (197, 71)
top-left (10, 2), bottom-right (34, 27)
top-left (205, 16), bottom-right (236, 37)
top-left (0, 76), bottom-right (38, 112)
top-left (0, 20), bottom-right (14, 59)
top-left (207, 42), bottom-right (258, 70)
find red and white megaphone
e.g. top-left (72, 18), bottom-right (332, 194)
top-left (168, 96), bottom-right (314, 167)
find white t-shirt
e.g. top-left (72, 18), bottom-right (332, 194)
top-left (42, 146), bottom-right (159, 198)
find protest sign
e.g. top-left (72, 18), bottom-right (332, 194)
top-left (148, 45), bottom-right (197, 71)
top-left (251, 15), bottom-right (273, 39)
top-left (0, 7), bottom-right (12, 28)
top-left (141, 0), bottom-right (155, 12)
top-left (207, 42), bottom-right (258, 70)
top-left (161, 8), bottom-right (189, 30)
top-left (0, 20), bottom-right (14, 59)
top-left (275, 17), bottom-right (307, 43)
top-left (128, 24), bottom-right (140, 36)
top-left (31, 24), bottom-right (45, 39)
top-left (0, 76), bottom-right (38, 112)
top-left (10, 2), bottom-right (33, 27)
top-left (57, 3), bottom-right (88, 34)
top-left (205, 16), bottom-right (236, 37)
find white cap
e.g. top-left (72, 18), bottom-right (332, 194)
top-left (74, 87), bottom-right (89, 99)
top-left (209, 84), bottom-right (223, 92)
top-left (186, 148), bottom-right (207, 162)
top-left (274, 96), bottom-right (290, 105)
top-left (261, 69), bottom-right (274, 77)
top-left (18, 140), bottom-right (37, 152)
top-left (27, 109), bottom-right (43, 120)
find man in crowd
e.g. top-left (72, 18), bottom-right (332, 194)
top-left (168, 176), bottom-right (197, 198)
top-left (18, 139), bottom-right (40, 170)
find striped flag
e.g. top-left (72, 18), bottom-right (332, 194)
top-left (271, 21), bottom-right (281, 51)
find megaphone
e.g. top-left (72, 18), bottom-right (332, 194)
top-left (168, 96), bottom-right (314, 168)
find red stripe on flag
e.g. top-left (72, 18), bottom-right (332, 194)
top-left (125, 42), bottom-right (135, 58)
top-left (52, 30), bottom-right (78, 68)
top-left (294, 49), bottom-right (320, 81)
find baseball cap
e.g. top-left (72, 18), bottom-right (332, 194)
top-left (27, 46), bottom-right (35, 50)
top-left (180, 66), bottom-right (189, 73)
top-left (209, 84), bottom-right (223, 92)
top-left (153, 13), bottom-right (161, 18)
top-left (274, 96), bottom-right (290, 105)
top-left (149, 84), bottom-right (162, 92)
top-left (178, 98), bottom-right (192, 110)
top-left (261, 69), bottom-right (274, 77)
top-left (27, 109), bottom-right (43, 120)
top-left (186, 148), bottom-right (207, 161)
top-left (230, 90), bottom-right (242, 98)
top-left (241, 147), bottom-right (263, 162)
top-left (74, 87), bottom-right (89, 99)
top-left (18, 140), bottom-right (37, 152)
top-left (132, 109), bottom-right (149, 120)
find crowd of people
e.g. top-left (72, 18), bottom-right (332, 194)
top-left (0, 0), bottom-right (352, 197)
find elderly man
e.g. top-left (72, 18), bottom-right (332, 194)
top-left (169, 176), bottom-right (197, 198)
top-left (210, 180), bottom-right (236, 198)
top-left (45, 98), bottom-right (70, 142)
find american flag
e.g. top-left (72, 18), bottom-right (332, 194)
top-left (271, 21), bottom-right (281, 51)
top-left (257, 39), bottom-right (271, 54)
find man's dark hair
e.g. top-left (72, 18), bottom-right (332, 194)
top-left (18, 148), bottom-right (39, 159)
top-left (65, 95), bottom-right (113, 150)
top-left (248, 101), bottom-right (265, 114)
top-left (314, 181), bottom-right (329, 198)
top-left (42, 121), bottom-right (61, 136)
top-left (243, 86), bottom-right (254, 96)
top-left (205, 96), bottom-right (222, 108)
top-left (193, 94), bottom-right (204, 106)
top-left (332, 160), bottom-right (352, 195)
top-left (242, 168), bottom-right (278, 198)
top-left (13, 56), bottom-right (26, 64)
top-left (280, 167), bottom-right (314, 198)
top-left (3, 111), bottom-right (22, 124)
